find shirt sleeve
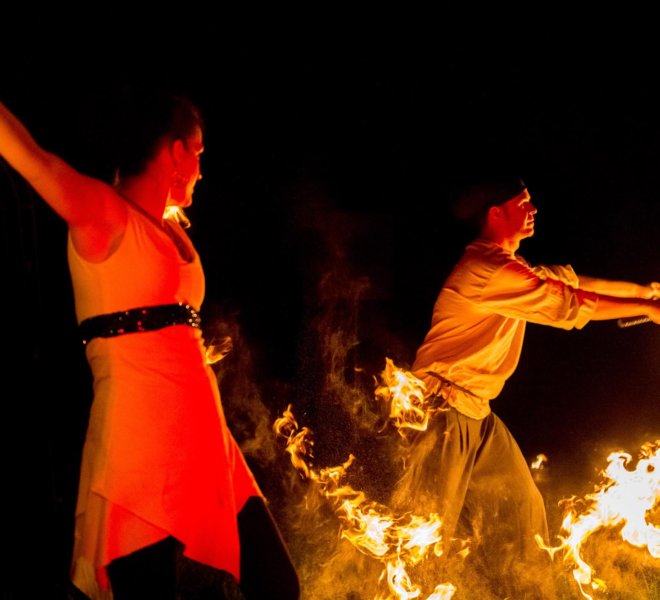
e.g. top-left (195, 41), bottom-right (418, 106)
top-left (529, 263), bottom-right (580, 287)
top-left (476, 259), bottom-right (597, 329)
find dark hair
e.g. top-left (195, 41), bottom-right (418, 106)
top-left (110, 88), bottom-right (204, 180)
top-left (451, 176), bottom-right (527, 230)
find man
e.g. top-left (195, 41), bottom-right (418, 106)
top-left (390, 177), bottom-right (659, 595)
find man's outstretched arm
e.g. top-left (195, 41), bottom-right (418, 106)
top-left (590, 295), bottom-right (660, 323)
top-left (578, 276), bottom-right (659, 300)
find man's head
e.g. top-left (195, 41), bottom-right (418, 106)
top-left (485, 188), bottom-right (537, 245)
top-left (451, 176), bottom-right (536, 249)
top-left (451, 176), bottom-right (528, 229)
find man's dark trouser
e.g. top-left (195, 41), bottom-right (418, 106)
top-left (391, 408), bottom-right (550, 565)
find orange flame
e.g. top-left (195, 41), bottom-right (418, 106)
top-left (537, 440), bottom-right (660, 599)
top-left (531, 453), bottom-right (548, 470)
top-left (374, 358), bottom-right (444, 437)
top-left (274, 403), bottom-right (455, 599)
top-left (380, 558), bottom-right (421, 599)
top-left (204, 336), bottom-right (233, 364)
top-left (426, 584), bottom-right (458, 600)
top-left (163, 204), bottom-right (191, 228)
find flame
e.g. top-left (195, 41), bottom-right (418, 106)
top-left (274, 403), bottom-right (455, 599)
top-left (205, 336), bottom-right (233, 364)
top-left (374, 358), bottom-right (444, 437)
top-left (531, 453), bottom-right (548, 470)
top-left (376, 562), bottom-right (455, 600)
top-left (278, 358), bottom-right (660, 598)
top-left (380, 558), bottom-right (422, 599)
top-left (538, 440), bottom-right (660, 599)
top-left (426, 584), bottom-right (458, 600)
top-left (163, 204), bottom-right (191, 228)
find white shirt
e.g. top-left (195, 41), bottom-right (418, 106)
top-left (412, 239), bottom-right (598, 419)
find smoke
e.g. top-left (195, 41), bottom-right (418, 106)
top-left (206, 308), bottom-right (279, 468)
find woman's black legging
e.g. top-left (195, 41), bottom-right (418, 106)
top-left (106, 536), bottom-right (179, 600)
top-left (105, 536), bottom-right (246, 599)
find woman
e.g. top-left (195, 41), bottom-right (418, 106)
top-left (0, 92), bottom-right (263, 599)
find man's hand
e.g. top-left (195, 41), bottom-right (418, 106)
top-left (642, 282), bottom-right (660, 301)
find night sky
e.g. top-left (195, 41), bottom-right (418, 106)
top-left (2, 15), bottom-right (659, 598)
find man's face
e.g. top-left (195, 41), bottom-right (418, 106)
top-left (498, 189), bottom-right (537, 241)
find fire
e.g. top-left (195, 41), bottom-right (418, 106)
top-left (277, 358), bottom-right (660, 598)
top-left (274, 402), bottom-right (456, 599)
top-left (163, 204), bottom-right (191, 228)
top-left (531, 453), bottom-right (548, 471)
top-left (426, 584), bottom-right (458, 600)
top-left (204, 336), bottom-right (233, 364)
top-left (377, 561), bottom-right (455, 600)
top-left (374, 358), bottom-right (444, 437)
top-left (537, 440), bottom-right (660, 599)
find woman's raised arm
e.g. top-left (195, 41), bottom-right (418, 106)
top-left (0, 101), bottom-right (126, 260)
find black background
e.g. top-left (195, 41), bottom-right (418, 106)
top-left (1, 13), bottom-right (659, 598)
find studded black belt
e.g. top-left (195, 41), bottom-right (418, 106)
top-left (79, 302), bottom-right (201, 345)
